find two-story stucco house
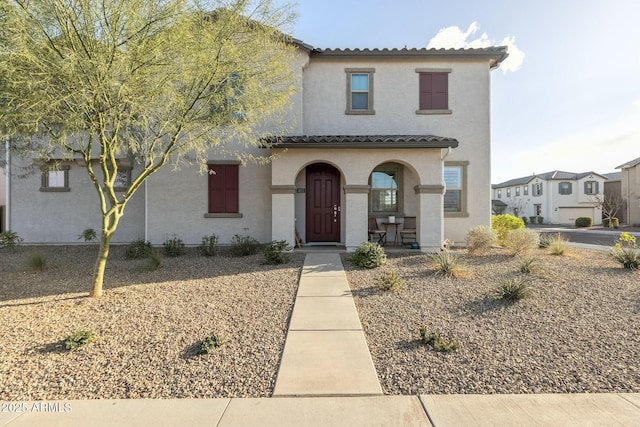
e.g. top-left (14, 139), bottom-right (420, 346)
top-left (5, 41), bottom-right (508, 251)
top-left (492, 171), bottom-right (606, 225)
top-left (617, 156), bottom-right (640, 226)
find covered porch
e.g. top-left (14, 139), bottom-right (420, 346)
top-left (268, 135), bottom-right (458, 252)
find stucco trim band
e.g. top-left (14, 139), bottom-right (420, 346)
top-left (414, 185), bottom-right (445, 194)
top-left (343, 185), bottom-right (371, 194)
top-left (271, 185), bottom-right (296, 194)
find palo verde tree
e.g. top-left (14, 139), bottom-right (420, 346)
top-left (0, 0), bottom-right (298, 296)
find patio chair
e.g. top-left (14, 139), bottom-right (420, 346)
top-left (368, 217), bottom-right (387, 245)
top-left (400, 216), bottom-right (417, 245)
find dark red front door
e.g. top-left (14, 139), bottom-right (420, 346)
top-left (306, 163), bottom-right (340, 242)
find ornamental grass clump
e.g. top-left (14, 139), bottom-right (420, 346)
top-left (351, 242), bottom-right (387, 269)
top-left (429, 250), bottom-right (464, 277)
top-left (28, 252), bottom-right (48, 271)
top-left (611, 232), bottom-right (640, 270)
top-left (494, 275), bottom-right (532, 301)
top-left (419, 329), bottom-right (458, 352)
top-left (546, 233), bottom-right (569, 256)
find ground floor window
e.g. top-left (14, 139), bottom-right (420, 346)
top-left (208, 163), bottom-right (239, 214)
top-left (444, 162), bottom-right (467, 215)
top-left (370, 163), bottom-right (401, 214)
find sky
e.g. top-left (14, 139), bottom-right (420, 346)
top-left (282, 0), bottom-right (640, 184)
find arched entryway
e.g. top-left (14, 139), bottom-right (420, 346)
top-left (306, 163), bottom-right (341, 242)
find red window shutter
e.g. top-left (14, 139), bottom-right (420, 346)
top-left (208, 164), bottom-right (239, 213)
top-left (419, 73), bottom-right (448, 110)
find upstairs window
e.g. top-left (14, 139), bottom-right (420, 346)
top-left (515, 187), bottom-right (520, 196)
top-left (506, 188), bottom-right (511, 198)
top-left (416, 69), bottom-right (451, 113)
top-left (523, 186), bottom-right (529, 196)
top-left (497, 189), bottom-right (502, 198)
top-left (584, 181), bottom-right (599, 195)
top-left (208, 164), bottom-right (239, 214)
top-left (559, 182), bottom-right (572, 195)
top-left (532, 183), bottom-right (543, 196)
top-left (40, 164), bottom-right (70, 192)
top-left (346, 68), bottom-right (375, 114)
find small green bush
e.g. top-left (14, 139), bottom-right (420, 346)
top-left (376, 270), bottom-right (405, 292)
top-left (351, 242), bottom-right (387, 269)
top-left (78, 228), bottom-right (98, 242)
top-left (198, 334), bottom-right (223, 354)
top-left (494, 276), bottom-right (532, 301)
top-left (419, 329), bottom-right (458, 352)
top-left (264, 240), bottom-right (291, 264)
top-left (231, 234), bottom-right (260, 256)
top-left (537, 216), bottom-right (544, 224)
top-left (200, 234), bottom-right (218, 257)
top-left (465, 226), bottom-right (495, 255)
top-left (503, 228), bottom-right (540, 257)
top-left (147, 251), bottom-right (163, 271)
top-left (126, 239), bottom-right (154, 259)
top-left (603, 218), bottom-right (620, 228)
top-left (0, 230), bottom-right (23, 250)
top-left (64, 330), bottom-right (96, 351)
top-left (547, 233), bottom-right (568, 255)
top-left (28, 252), bottom-right (48, 271)
top-left (163, 234), bottom-right (185, 257)
top-left (611, 232), bottom-right (639, 270)
top-left (492, 214), bottom-right (525, 243)
top-left (529, 216), bottom-right (537, 224)
top-left (574, 217), bottom-right (592, 228)
top-left (522, 216), bottom-right (528, 224)
top-left (429, 250), bottom-right (464, 277)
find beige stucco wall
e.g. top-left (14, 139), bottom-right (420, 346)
top-left (301, 57), bottom-right (494, 242)
top-left (622, 165), bottom-right (640, 225)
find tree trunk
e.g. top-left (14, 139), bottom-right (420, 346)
top-left (91, 231), bottom-right (113, 297)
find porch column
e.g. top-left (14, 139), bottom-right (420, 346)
top-left (271, 185), bottom-right (296, 246)
top-left (415, 184), bottom-right (445, 252)
top-left (343, 185), bottom-right (370, 252)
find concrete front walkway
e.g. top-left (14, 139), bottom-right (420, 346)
top-left (272, 252), bottom-right (383, 396)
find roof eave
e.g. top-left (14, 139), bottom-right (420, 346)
top-left (273, 141), bottom-right (459, 149)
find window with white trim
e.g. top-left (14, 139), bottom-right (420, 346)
top-left (444, 164), bottom-right (466, 214)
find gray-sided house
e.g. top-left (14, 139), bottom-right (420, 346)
top-left (5, 41), bottom-right (508, 251)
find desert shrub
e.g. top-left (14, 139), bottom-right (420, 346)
top-left (529, 216), bottom-right (537, 224)
top-left (538, 233), bottom-right (551, 248)
top-left (0, 230), bottom-right (23, 250)
top-left (465, 226), bottom-right (495, 255)
top-left (546, 233), bottom-right (568, 255)
top-left (522, 216), bottom-right (528, 225)
top-left (611, 232), bottom-right (640, 270)
top-left (537, 216), bottom-right (544, 224)
top-left (126, 239), bottom-right (154, 259)
top-left (574, 217), bottom-right (592, 228)
top-left (200, 234), bottom-right (218, 257)
top-left (419, 329), bottom-right (458, 352)
top-left (163, 235), bottom-right (185, 257)
top-left (376, 270), bottom-right (405, 292)
top-left (231, 234), bottom-right (260, 256)
top-left (503, 228), bottom-right (540, 256)
top-left (264, 240), bottom-right (291, 264)
top-left (198, 334), bottom-right (223, 354)
top-left (64, 330), bottom-right (96, 351)
top-left (494, 275), bottom-right (532, 301)
top-left (603, 218), bottom-right (620, 228)
top-left (147, 251), bottom-right (163, 271)
top-left (429, 250), bottom-right (464, 277)
top-left (351, 241), bottom-right (387, 269)
top-left (28, 252), bottom-right (48, 271)
top-left (492, 214), bottom-right (525, 243)
top-left (78, 228), bottom-right (98, 242)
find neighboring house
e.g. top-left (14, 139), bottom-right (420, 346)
top-left (492, 171), bottom-right (606, 225)
top-left (603, 172), bottom-right (627, 224)
top-left (617, 156), bottom-right (640, 226)
top-left (7, 41), bottom-right (508, 251)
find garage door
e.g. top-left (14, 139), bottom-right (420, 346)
top-left (558, 207), bottom-right (593, 225)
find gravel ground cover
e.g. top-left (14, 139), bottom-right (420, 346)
top-left (344, 247), bottom-right (640, 395)
top-left (0, 246), bottom-right (304, 400)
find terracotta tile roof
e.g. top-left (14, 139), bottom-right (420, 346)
top-left (266, 135), bottom-right (459, 149)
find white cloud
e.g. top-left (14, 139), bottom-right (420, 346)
top-left (428, 22), bottom-right (524, 73)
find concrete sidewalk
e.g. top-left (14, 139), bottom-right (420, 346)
top-left (272, 252), bottom-right (382, 396)
top-left (2, 394), bottom-right (640, 426)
